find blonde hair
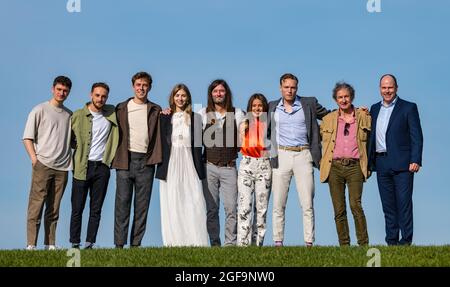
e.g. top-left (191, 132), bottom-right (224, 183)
top-left (169, 83), bottom-right (192, 124)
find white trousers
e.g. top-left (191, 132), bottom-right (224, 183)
top-left (272, 149), bottom-right (315, 243)
top-left (237, 156), bottom-right (272, 246)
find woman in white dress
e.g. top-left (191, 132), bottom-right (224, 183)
top-left (156, 84), bottom-right (209, 246)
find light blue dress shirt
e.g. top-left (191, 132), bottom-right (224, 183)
top-left (275, 95), bottom-right (308, 147)
top-left (376, 96), bottom-right (398, 152)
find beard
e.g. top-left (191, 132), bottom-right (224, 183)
top-left (92, 101), bottom-right (104, 110)
top-left (212, 96), bottom-right (225, 104)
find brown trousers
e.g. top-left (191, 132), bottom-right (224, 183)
top-left (328, 160), bottom-right (369, 246)
top-left (27, 161), bottom-right (68, 246)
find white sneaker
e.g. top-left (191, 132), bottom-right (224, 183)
top-left (26, 245), bottom-right (36, 250)
top-left (84, 242), bottom-right (95, 249)
top-left (45, 245), bottom-right (58, 250)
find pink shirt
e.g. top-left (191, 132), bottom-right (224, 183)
top-left (333, 115), bottom-right (360, 159)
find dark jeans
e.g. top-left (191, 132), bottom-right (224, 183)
top-left (328, 160), bottom-right (369, 246)
top-left (114, 152), bottom-right (155, 247)
top-left (376, 154), bottom-right (414, 246)
top-left (70, 161), bottom-right (110, 244)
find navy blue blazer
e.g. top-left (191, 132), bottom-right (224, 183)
top-left (368, 97), bottom-right (423, 172)
top-left (155, 112), bottom-right (206, 181)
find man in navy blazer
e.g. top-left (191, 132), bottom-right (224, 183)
top-left (368, 74), bottom-right (423, 246)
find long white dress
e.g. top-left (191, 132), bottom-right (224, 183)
top-left (160, 112), bottom-right (209, 246)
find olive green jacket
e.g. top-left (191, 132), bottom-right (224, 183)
top-left (319, 108), bottom-right (371, 183)
top-left (71, 103), bottom-right (119, 180)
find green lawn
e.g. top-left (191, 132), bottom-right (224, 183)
top-left (1, 246), bottom-right (449, 267)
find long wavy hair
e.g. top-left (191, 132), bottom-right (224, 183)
top-left (169, 83), bottom-right (192, 124)
top-left (206, 79), bottom-right (234, 113)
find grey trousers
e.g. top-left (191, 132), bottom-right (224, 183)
top-left (114, 152), bottom-right (155, 247)
top-left (203, 162), bottom-right (238, 246)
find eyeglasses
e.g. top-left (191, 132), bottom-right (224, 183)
top-left (344, 123), bottom-right (350, 136)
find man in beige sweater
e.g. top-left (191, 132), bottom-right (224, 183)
top-left (23, 76), bottom-right (73, 250)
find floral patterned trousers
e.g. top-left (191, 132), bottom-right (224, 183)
top-left (237, 156), bottom-right (272, 246)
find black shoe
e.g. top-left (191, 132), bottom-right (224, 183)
top-left (115, 245), bottom-right (124, 249)
top-left (210, 240), bottom-right (221, 247)
top-left (71, 243), bottom-right (80, 249)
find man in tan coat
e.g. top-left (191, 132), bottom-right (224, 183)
top-left (320, 82), bottom-right (371, 246)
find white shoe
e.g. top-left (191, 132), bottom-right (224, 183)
top-left (26, 245), bottom-right (36, 250)
top-left (45, 245), bottom-right (58, 250)
top-left (84, 242), bottom-right (95, 249)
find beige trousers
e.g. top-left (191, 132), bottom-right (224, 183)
top-left (27, 161), bottom-right (68, 246)
top-left (272, 149), bottom-right (315, 244)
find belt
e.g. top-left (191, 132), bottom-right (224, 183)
top-left (376, 152), bottom-right (387, 157)
top-left (333, 158), bottom-right (359, 166)
top-left (207, 160), bottom-right (236, 168)
top-left (278, 145), bottom-right (310, 152)
top-left (88, 160), bottom-right (104, 167)
top-left (242, 155), bottom-right (269, 160)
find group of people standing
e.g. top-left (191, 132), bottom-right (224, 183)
top-left (23, 71), bottom-right (423, 250)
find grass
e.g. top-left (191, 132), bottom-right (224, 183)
top-left (1, 246), bottom-right (450, 267)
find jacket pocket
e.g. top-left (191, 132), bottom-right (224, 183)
top-left (320, 127), bottom-right (333, 142)
top-left (358, 125), bottom-right (370, 142)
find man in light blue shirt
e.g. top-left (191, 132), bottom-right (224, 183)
top-left (276, 96), bottom-right (309, 147)
top-left (375, 96), bottom-right (397, 153)
top-left (368, 74), bottom-right (423, 245)
top-left (267, 73), bottom-right (329, 247)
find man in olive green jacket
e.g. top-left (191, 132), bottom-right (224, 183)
top-left (320, 82), bottom-right (371, 246)
top-left (70, 82), bottom-right (119, 249)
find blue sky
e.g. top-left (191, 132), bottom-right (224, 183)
top-left (1, 0), bottom-right (449, 249)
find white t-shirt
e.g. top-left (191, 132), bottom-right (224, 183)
top-left (88, 109), bottom-right (111, 161)
top-left (23, 101), bottom-right (72, 171)
top-left (127, 99), bottom-right (149, 153)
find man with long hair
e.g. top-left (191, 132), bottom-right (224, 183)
top-left (199, 79), bottom-right (245, 246)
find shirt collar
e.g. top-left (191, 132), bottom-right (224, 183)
top-left (278, 95), bottom-right (301, 108)
top-left (381, 95), bottom-right (398, 108)
top-left (338, 106), bottom-right (356, 122)
top-left (82, 102), bottom-right (116, 122)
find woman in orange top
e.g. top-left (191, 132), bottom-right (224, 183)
top-left (237, 93), bottom-right (271, 246)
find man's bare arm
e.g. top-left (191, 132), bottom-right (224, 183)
top-left (23, 139), bottom-right (37, 166)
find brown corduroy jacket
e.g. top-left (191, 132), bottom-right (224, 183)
top-left (111, 97), bottom-right (162, 170)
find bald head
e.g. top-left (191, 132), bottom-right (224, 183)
top-left (379, 74), bottom-right (398, 105)
top-left (379, 74), bottom-right (398, 87)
